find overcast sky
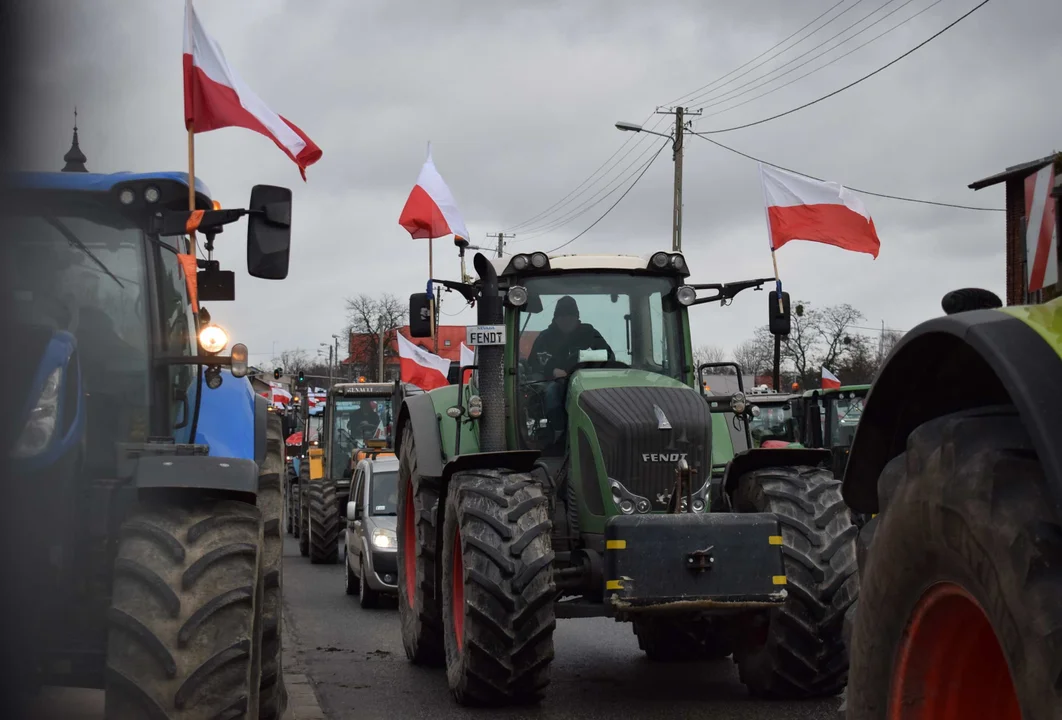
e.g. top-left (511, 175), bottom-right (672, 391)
top-left (16, 0), bottom-right (1060, 367)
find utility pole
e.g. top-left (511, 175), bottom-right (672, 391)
top-left (489, 232), bottom-right (516, 258)
top-left (327, 345), bottom-right (334, 387)
top-left (332, 334), bottom-right (342, 382)
top-left (654, 106), bottom-right (701, 253)
top-left (378, 319), bottom-right (386, 383)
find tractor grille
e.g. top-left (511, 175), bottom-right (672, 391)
top-left (578, 386), bottom-right (712, 510)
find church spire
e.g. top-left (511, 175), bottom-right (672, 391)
top-left (62, 107), bottom-right (88, 173)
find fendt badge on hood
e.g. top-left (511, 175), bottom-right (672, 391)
top-left (642, 452), bottom-right (688, 462)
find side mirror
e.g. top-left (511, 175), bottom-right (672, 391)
top-left (409, 292), bottom-right (432, 337)
top-left (768, 290), bottom-right (791, 336)
top-left (247, 184), bottom-right (292, 280)
top-left (346, 500), bottom-right (358, 522)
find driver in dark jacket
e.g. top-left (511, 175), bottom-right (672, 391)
top-left (527, 296), bottom-right (614, 429)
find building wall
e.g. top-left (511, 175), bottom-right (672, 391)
top-left (1005, 155), bottom-right (1061, 305)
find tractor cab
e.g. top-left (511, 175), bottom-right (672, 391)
top-left (796, 384), bottom-right (870, 477)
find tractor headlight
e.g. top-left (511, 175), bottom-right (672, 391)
top-left (511, 254), bottom-right (529, 271)
top-left (507, 285), bottom-right (528, 307)
top-left (144, 186), bottom-right (161, 203)
top-left (675, 285), bottom-right (696, 306)
top-left (467, 395), bottom-right (483, 419)
top-left (670, 254), bottom-right (687, 273)
top-left (199, 324), bottom-right (228, 354)
top-left (118, 188), bottom-right (135, 205)
top-left (12, 367), bottom-right (62, 458)
top-left (650, 252), bottom-right (669, 269)
top-left (372, 527), bottom-right (397, 550)
top-left (610, 478), bottom-right (652, 515)
top-left (530, 252), bottom-right (548, 268)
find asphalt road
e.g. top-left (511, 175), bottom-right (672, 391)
top-left (283, 537), bottom-right (847, 720)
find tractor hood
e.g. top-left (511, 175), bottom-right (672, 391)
top-left (568, 369), bottom-right (712, 513)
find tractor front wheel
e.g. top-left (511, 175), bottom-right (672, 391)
top-left (846, 407), bottom-right (1059, 719)
top-left (307, 479), bottom-right (339, 565)
top-left (731, 465), bottom-right (858, 699)
top-left (395, 423), bottom-right (445, 665)
top-left (258, 415), bottom-right (287, 720)
top-left (440, 469), bottom-right (556, 706)
top-left (298, 463), bottom-right (309, 558)
top-left (104, 497), bottom-right (264, 720)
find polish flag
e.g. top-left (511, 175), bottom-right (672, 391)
top-left (183, 0), bottom-right (322, 180)
top-left (821, 367), bottom-right (841, 390)
top-left (760, 163), bottom-right (880, 259)
top-left (398, 143), bottom-right (470, 242)
top-left (460, 342), bottom-right (475, 385)
top-left (397, 333), bottom-right (451, 391)
top-left (1024, 164), bottom-right (1058, 293)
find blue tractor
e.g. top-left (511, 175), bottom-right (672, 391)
top-left (2, 157), bottom-right (294, 719)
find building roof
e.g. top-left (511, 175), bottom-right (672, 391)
top-left (968, 153), bottom-right (1059, 190)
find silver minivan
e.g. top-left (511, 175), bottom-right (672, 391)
top-left (344, 456), bottom-right (399, 607)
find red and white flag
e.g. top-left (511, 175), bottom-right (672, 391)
top-left (760, 164), bottom-right (880, 259)
top-left (398, 143), bottom-right (470, 241)
top-left (821, 367), bottom-right (841, 390)
top-left (1024, 164), bottom-right (1058, 293)
top-left (183, 0), bottom-right (322, 180)
top-left (460, 342), bottom-right (475, 385)
top-left (397, 333), bottom-right (451, 391)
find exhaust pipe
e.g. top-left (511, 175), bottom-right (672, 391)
top-left (472, 253), bottom-right (505, 453)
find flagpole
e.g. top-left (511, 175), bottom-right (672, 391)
top-left (429, 237), bottom-right (437, 353)
top-left (187, 122), bottom-right (197, 259)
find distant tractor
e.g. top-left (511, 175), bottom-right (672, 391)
top-left (393, 251), bottom-right (858, 706)
top-left (301, 382), bottom-right (396, 564)
top-left (3, 166), bottom-right (295, 718)
top-left (793, 384), bottom-right (870, 478)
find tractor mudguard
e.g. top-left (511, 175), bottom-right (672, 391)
top-left (194, 368), bottom-right (257, 462)
top-left (396, 392), bottom-right (446, 478)
top-left (722, 447), bottom-right (832, 495)
top-left (133, 454), bottom-right (259, 494)
top-left (442, 450), bottom-right (540, 482)
top-left (843, 304), bottom-right (1062, 517)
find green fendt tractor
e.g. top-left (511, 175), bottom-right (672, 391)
top-left (393, 251), bottom-right (858, 706)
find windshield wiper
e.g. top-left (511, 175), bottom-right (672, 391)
top-left (44, 216), bottom-right (124, 288)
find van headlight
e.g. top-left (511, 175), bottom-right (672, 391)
top-left (371, 528), bottom-right (397, 550)
top-left (13, 367), bottom-right (63, 458)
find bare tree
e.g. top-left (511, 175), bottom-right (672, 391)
top-left (270, 348), bottom-right (311, 376)
top-left (692, 344), bottom-right (728, 371)
top-left (817, 303), bottom-right (865, 372)
top-left (733, 328), bottom-right (776, 377)
top-left (345, 293), bottom-right (408, 382)
top-left (781, 300), bottom-right (821, 386)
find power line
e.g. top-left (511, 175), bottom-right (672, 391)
top-left (517, 133), bottom-right (671, 241)
top-left (662, 0), bottom-right (850, 107)
top-left (697, 0), bottom-right (994, 134)
top-left (547, 139), bottom-right (671, 254)
top-left (683, 0), bottom-right (881, 109)
top-left (691, 0), bottom-right (933, 116)
top-left (690, 130), bottom-right (1003, 211)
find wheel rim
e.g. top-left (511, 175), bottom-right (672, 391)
top-left (402, 478), bottom-right (416, 608)
top-left (452, 525), bottom-right (465, 653)
top-left (889, 582), bottom-right (1019, 720)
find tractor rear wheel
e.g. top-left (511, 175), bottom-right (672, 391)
top-left (284, 467), bottom-right (296, 535)
top-left (105, 497), bottom-right (264, 720)
top-left (441, 469), bottom-right (556, 706)
top-left (632, 616), bottom-right (731, 662)
top-left (258, 415), bottom-right (287, 720)
top-left (308, 478), bottom-right (339, 565)
top-left (846, 407), bottom-right (1060, 719)
top-left (731, 465), bottom-right (858, 700)
top-left (297, 463), bottom-right (309, 557)
top-left (396, 423), bottom-right (445, 666)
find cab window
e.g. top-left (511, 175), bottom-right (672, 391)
top-left (154, 236), bottom-right (199, 443)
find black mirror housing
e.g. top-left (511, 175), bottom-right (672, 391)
top-left (769, 290), bottom-right (791, 336)
top-left (247, 184), bottom-right (292, 280)
top-left (409, 293), bottom-right (432, 337)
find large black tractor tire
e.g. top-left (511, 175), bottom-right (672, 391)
top-left (105, 497), bottom-right (265, 720)
top-left (632, 616), bottom-right (731, 662)
top-left (730, 465), bottom-right (858, 700)
top-left (441, 469), bottom-right (556, 706)
top-left (846, 407), bottom-right (1062, 719)
top-left (258, 415), bottom-right (287, 720)
top-left (307, 478), bottom-right (340, 565)
top-left (284, 467), bottom-right (296, 536)
top-left (298, 463), bottom-right (309, 558)
top-left (396, 422), bottom-right (445, 666)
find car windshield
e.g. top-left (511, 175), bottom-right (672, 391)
top-left (368, 470), bottom-right (398, 516)
top-left (514, 271), bottom-right (686, 450)
top-left (330, 398), bottom-right (391, 477)
top-left (2, 199), bottom-right (150, 477)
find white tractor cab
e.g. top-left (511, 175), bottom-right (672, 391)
top-left (344, 454), bottom-right (400, 607)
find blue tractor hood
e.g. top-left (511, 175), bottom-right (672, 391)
top-left (195, 369), bottom-right (258, 462)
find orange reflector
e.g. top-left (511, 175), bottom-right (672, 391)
top-left (212, 200), bottom-right (222, 210)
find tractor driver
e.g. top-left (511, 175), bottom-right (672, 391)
top-left (346, 401), bottom-right (380, 444)
top-left (527, 295), bottom-right (614, 430)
